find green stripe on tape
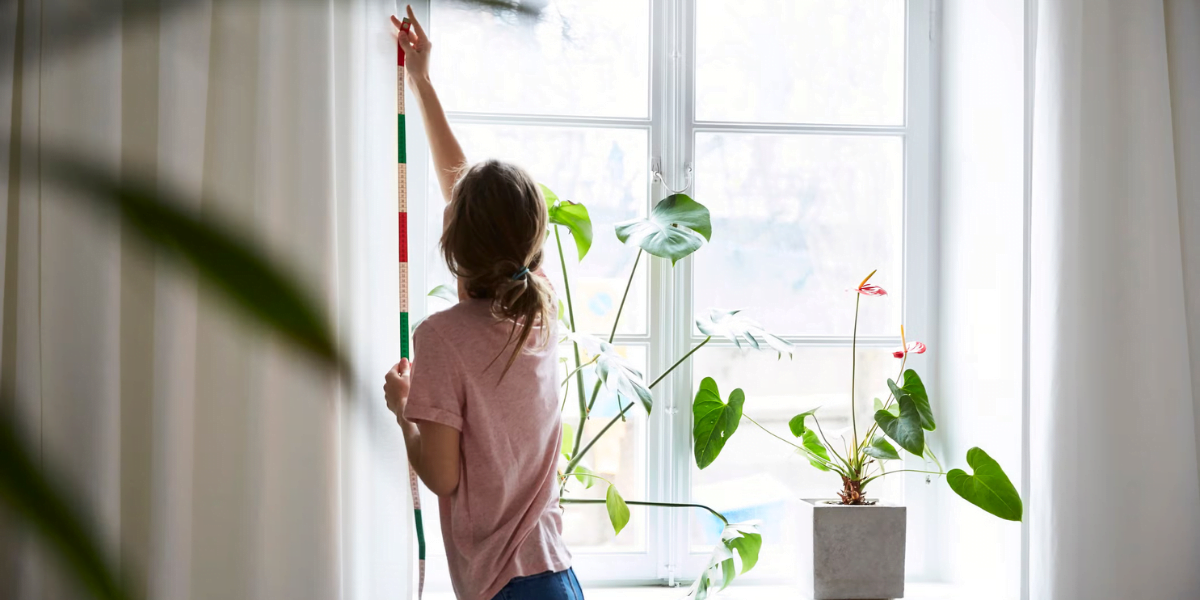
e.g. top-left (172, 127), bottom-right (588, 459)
top-left (400, 312), bottom-right (410, 359)
top-left (398, 115), bottom-right (407, 164)
top-left (414, 508), bottom-right (426, 559)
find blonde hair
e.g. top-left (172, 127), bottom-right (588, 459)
top-left (440, 160), bottom-right (553, 379)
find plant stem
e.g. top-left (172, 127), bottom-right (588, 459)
top-left (567, 337), bottom-right (711, 483)
top-left (609, 249), bottom-right (642, 343)
top-left (563, 401), bottom-right (634, 478)
top-left (556, 226), bottom-right (589, 459)
top-left (859, 355), bottom-right (907, 452)
top-left (862, 468), bottom-right (946, 487)
top-left (743, 414), bottom-right (838, 472)
top-left (562, 357), bottom-right (598, 389)
top-left (850, 293), bottom-right (861, 471)
top-left (560, 498), bottom-right (729, 526)
top-left (811, 414), bottom-right (852, 472)
top-left (583, 250), bottom-right (643, 415)
top-left (649, 336), bottom-right (711, 389)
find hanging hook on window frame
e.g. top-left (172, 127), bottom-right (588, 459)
top-left (650, 160), bottom-right (693, 196)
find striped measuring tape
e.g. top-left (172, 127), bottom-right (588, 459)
top-left (396, 16), bottom-right (426, 599)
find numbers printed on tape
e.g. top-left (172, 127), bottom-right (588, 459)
top-left (398, 164), bottom-right (408, 212)
top-left (399, 263), bottom-right (409, 312)
top-left (397, 70), bottom-right (406, 114)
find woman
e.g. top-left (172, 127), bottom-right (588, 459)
top-left (383, 7), bottom-right (583, 600)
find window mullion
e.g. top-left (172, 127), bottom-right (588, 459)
top-left (661, 0), bottom-right (699, 584)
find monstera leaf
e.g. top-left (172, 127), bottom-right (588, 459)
top-left (695, 308), bottom-right (794, 357)
top-left (692, 377), bottom-right (745, 469)
top-left (874, 395), bottom-right (925, 456)
top-left (541, 184), bottom-right (593, 261)
top-left (564, 331), bottom-right (654, 414)
top-left (687, 523), bottom-right (762, 598)
top-left (615, 194), bottom-right (711, 264)
top-left (947, 447), bottom-right (1023, 521)
top-left (428, 284), bottom-right (458, 304)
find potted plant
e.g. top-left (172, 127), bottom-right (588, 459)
top-left (429, 186), bottom-right (792, 594)
top-left (692, 270), bottom-right (1023, 599)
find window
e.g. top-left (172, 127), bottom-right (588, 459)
top-left (410, 0), bottom-right (934, 587)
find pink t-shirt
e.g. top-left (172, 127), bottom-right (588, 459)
top-left (404, 298), bottom-right (570, 600)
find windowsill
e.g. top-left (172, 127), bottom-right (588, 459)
top-left (428, 582), bottom-right (967, 600)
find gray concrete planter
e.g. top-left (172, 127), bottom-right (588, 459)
top-left (798, 499), bottom-right (906, 599)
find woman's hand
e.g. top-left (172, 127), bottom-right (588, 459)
top-left (384, 358), bottom-right (412, 423)
top-left (392, 6), bottom-right (431, 82)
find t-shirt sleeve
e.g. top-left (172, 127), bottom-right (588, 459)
top-left (404, 322), bottom-right (465, 431)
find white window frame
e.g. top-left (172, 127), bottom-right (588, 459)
top-left (409, 0), bottom-right (938, 586)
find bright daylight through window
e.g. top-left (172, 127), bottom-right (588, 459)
top-left (417, 0), bottom-right (930, 588)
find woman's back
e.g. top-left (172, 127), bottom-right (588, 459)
top-left (405, 298), bottom-right (569, 600)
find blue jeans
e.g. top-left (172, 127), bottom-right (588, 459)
top-left (490, 568), bottom-right (584, 600)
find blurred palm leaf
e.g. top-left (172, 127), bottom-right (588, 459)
top-left (0, 405), bottom-right (132, 600)
top-left (44, 150), bottom-right (345, 374)
top-left (0, 0), bottom-right (544, 65)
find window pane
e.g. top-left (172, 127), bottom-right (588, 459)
top-left (425, 124), bottom-right (649, 336)
top-left (692, 133), bottom-right (903, 336)
top-left (695, 0), bottom-right (905, 125)
top-left (688, 346), bottom-right (905, 578)
top-left (432, 0), bottom-right (650, 118)
top-left (560, 344), bottom-right (648, 551)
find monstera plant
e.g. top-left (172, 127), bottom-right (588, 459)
top-left (692, 270), bottom-right (1023, 522)
top-left (543, 185), bottom-right (791, 594)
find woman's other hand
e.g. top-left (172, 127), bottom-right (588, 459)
top-left (392, 6), bottom-right (431, 82)
top-left (384, 358), bottom-right (412, 423)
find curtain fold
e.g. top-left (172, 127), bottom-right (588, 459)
top-left (0, 1), bottom-right (411, 598)
top-left (1029, 0), bottom-right (1200, 598)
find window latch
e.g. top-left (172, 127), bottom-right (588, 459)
top-left (651, 159), bottom-right (693, 195)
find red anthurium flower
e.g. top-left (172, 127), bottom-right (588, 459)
top-left (851, 270), bottom-right (888, 296)
top-left (893, 341), bottom-right (927, 359)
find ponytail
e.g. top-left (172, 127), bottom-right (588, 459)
top-left (440, 160), bottom-right (554, 380)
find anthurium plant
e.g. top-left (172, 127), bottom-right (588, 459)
top-left (693, 270), bottom-right (1024, 523)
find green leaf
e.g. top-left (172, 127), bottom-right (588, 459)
top-left (542, 184), bottom-right (593, 261)
top-left (692, 377), bottom-right (745, 469)
top-left (428, 284), bottom-right (458, 304)
top-left (894, 370), bottom-right (936, 431)
top-left (874, 395), bottom-right (925, 456)
top-left (560, 423), bottom-right (575, 459)
top-left (0, 409), bottom-right (131, 600)
top-left (801, 430), bottom-right (832, 471)
top-left (572, 465), bottom-right (596, 489)
top-left (566, 331), bottom-right (654, 414)
top-left (788, 408), bottom-right (818, 437)
top-left (48, 154), bottom-right (341, 371)
top-left (719, 558), bottom-right (736, 592)
top-left (605, 484), bottom-right (630, 535)
top-left (724, 529), bottom-right (763, 574)
top-left (694, 308), bottom-right (794, 356)
top-left (615, 193), bottom-right (712, 264)
top-left (875, 397), bottom-right (900, 417)
top-left (947, 447), bottom-right (1023, 521)
top-left (864, 436), bottom-right (901, 461)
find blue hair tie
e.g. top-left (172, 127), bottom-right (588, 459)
top-left (511, 266), bottom-right (531, 280)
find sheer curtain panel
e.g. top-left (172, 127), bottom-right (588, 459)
top-left (0, 1), bottom-right (411, 598)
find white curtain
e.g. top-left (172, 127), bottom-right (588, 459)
top-left (1029, 0), bottom-right (1200, 598)
top-left (0, 0), bottom-right (411, 598)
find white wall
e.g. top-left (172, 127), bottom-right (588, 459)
top-left (935, 1), bottom-right (1025, 596)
